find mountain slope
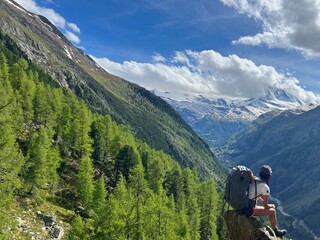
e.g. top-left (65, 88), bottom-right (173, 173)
top-left (220, 106), bottom-right (320, 238)
top-left (157, 88), bottom-right (306, 148)
top-left (0, 46), bottom-right (225, 239)
top-left (0, 0), bottom-right (225, 180)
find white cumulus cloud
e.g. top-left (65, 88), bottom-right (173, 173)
top-left (221, 0), bottom-right (320, 58)
top-left (92, 50), bottom-right (319, 103)
top-left (67, 23), bottom-right (80, 33)
top-left (14, 0), bottom-right (81, 43)
top-left (64, 31), bottom-right (80, 44)
top-left (152, 53), bottom-right (166, 63)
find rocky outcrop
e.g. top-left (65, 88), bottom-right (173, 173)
top-left (15, 205), bottom-right (65, 240)
top-left (224, 210), bottom-right (277, 240)
top-left (36, 211), bottom-right (64, 240)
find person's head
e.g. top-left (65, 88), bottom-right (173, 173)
top-left (259, 165), bottom-right (272, 184)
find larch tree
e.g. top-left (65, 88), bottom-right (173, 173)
top-left (92, 175), bottom-right (107, 213)
top-left (90, 116), bottom-right (111, 173)
top-left (57, 95), bottom-right (73, 155)
top-left (33, 82), bottom-right (50, 126)
top-left (16, 66), bottom-right (37, 129)
top-left (9, 58), bottom-right (28, 90)
top-left (146, 155), bottom-right (165, 194)
top-left (75, 153), bottom-right (95, 209)
top-left (69, 100), bottom-right (93, 158)
top-left (0, 53), bottom-right (24, 234)
top-left (24, 127), bottom-right (51, 195)
top-left (199, 180), bottom-right (219, 240)
top-left (183, 168), bottom-right (201, 240)
top-left (94, 176), bottom-right (130, 239)
top-left (46, 145), bottom-right (61, 193)
top-left (68, 215), bottom-right (88, 240)
top-left (128, 163), bottom-right (150, 240)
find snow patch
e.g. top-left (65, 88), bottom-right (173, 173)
top-left (63, 45), bottom-right (72, 60)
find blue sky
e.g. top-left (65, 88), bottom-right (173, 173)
top-left (14, 0), bottom-right (320, 102)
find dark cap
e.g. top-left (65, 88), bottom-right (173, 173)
top-left (260, 165), bottom-right (272, 177)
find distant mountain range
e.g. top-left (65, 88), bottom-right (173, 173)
top-left (0, 0), bottom-right (225, 180)
top-left (219, 105), bottom-right (320, 239)
top-left (154, 88), bottom-right (310, 148)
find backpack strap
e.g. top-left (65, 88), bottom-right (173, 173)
top-left (254, 179), bottom-right (257, 205)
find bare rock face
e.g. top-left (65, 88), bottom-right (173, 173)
top-left (224, 210), bottom-right (277, 240)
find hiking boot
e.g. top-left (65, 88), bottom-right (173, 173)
top-left (273, 228), bottom-right (287, 238)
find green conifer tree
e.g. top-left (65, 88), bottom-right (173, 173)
top-left (183, 168), bottom-right (201, 240)
top-left (163, 195), bottom-right (180, 240)
top-left (109, 135), bottom-right (121, 160)
top-left (0, 53), bottom-right (24, 235)
top-left (92, 176), bottom-right (107, 213)
top-left (33, 82), bottom-right (51, 126)
top-left (93, 176), bottom-right (129, 239)
top-left (18, 69), bottom-right (36, 128)
top-left (199, 180), bottom-right (219, 240)
top-left (90, 116), bottom-right (112, 174)
top-left (115, 145), bottom-right (139, 181)
top-left (177, 208), bottom-right (191, 240)
top-left (9, 58), bottom-right (28, 90)
top-left (75, 154), bottom-right (94, 209)
top-left (128, 163), bottom-right (150, 240)
top-left (68, 215), bottom-right (88, 240)
top-left (57, 95), bottom-right (73, 155)
top-left (147, 155), bottom-right (165, 194)
top-left (69, 100), bottom-right (93, 157)
top-left (164, 166), bottom-right (185, 211)
top-left (24, 127), bottom-right (51, 194)
top-left (46, 145), bottom-right (61, 192)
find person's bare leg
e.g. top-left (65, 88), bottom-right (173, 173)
top-left (253, 206), bottom-right (277, 229)
top-left (254, 206), bottom-right (287, 237)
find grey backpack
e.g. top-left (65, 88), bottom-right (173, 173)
top-left (224, 165), bottom-right (256, 210)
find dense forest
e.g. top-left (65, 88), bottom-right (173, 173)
top-left (0, 34), bottom-right (228, 239)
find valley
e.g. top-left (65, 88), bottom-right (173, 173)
top-left (1, 0), bottom-right (320, 239)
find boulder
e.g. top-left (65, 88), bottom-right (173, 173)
top-left (224, 210), bottom-right (277, 240)
top-left (49, 224), bottom-right (64, 240)
top-left (36, 212), bottom-right (64, 239)
top-left (42, 215), bottom-right (57, 226)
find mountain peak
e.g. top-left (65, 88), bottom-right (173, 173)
top-left (263, 87), bottom-right (303, 105)
top-left (155, 88), bottom-right (317, 148)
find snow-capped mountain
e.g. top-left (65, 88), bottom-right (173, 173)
top-left (153, 88), bottom-right (316, 148)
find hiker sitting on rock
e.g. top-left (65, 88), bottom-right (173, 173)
top-left (244, 165), bottom-right (287, 238)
